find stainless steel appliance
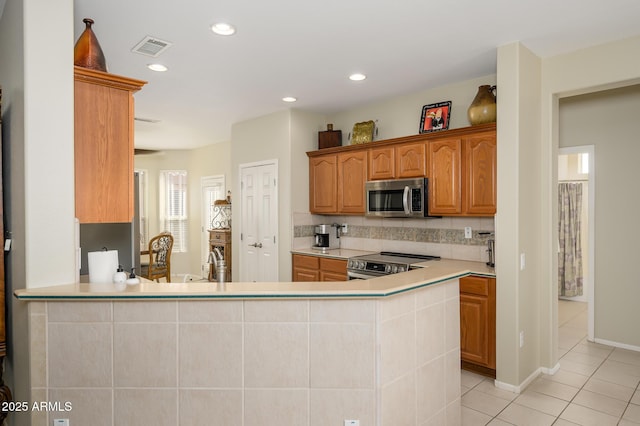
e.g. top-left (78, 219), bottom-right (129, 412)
top-left (347, 251), bottom-right (440, 280)
top-left (312, 224), bottom-right (339, 251)
top-left (365, 178), bottom-right (438, 218)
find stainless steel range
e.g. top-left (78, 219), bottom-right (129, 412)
top-left (347, 251), bottom-right (440, 280)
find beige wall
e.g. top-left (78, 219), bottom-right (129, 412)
top-left (492, 35), bottom-right (640, 390)
top-left (559, 85), bottom-right (640, 346)
top-left (327, 74), bottom-right (496, 144)
top-left (0, 0), bottom-right (74, 423)
top-left (541, 35), bottom-right (640, 372)
top-left (134, 141), bottom-right (232, 278)
top-left (495, 42), bottom-right (543, 388)
top-left (230, 109), bottom-right (325, 282)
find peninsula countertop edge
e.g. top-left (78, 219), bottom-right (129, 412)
top-left (14, 259), bottom-right (495, 301)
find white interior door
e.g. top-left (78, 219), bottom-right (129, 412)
top-left (240, 161), bottom-right (278, 282)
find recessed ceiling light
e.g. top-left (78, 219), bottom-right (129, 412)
top-left (147, 63), bottom-right (168, 72)
top-left (349, 73), bottom-right (366, 81)
top-left (282, 96), bottom-right (297, 103)
top-left (211, 22), bottom-right (236, 36)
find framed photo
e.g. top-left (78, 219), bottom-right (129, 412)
top-left (419, 101), bottom-right (451, 133)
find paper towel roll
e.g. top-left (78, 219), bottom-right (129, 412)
top-left (88, 250), bottom-right (119, 283)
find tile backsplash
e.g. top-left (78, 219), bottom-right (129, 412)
top-left (293, 213), bottom-right (495, 262)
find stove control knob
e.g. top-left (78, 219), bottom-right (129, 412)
top-left (391, 265), bottom-right (398, 273)
top-left (358, 261), bottom-right (365, 269)
top-left (398, 266), bottom-right (406, 272)
top-left (385, 265), bottom-right (391, 273)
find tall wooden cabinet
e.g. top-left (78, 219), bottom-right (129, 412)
top-left (460, 275), bottom-right (496, 377)
top-left (74, 66), bottom-right (146, 223)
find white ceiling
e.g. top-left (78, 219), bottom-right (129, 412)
top-left (74, 0), bottom-right (640, 151)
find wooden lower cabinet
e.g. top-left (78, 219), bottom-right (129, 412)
top-left (292, 254), bottom-right (347, 282)
top-left (460, 275), bottom-right (496, 377)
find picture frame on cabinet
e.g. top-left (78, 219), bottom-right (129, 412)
top-left (419, 101), bottom-right (451, 133)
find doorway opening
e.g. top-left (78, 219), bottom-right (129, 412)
top-left (557, 146), bottom-right (594, 341)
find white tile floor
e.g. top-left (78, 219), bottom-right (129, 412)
top-left (461, 300), bottom-right (640, 425)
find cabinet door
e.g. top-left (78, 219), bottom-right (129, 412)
top-left (74, 68), bottom-right (145, 223)
top-left (460, 276), bottom-right (496, 370)
top-left (460, 292), bottom-right (490, 367)
top-left (309, 155), bottom-right (337, 213)
top-left (293, 268), bottom-right (320, 282)
top-left (396, 142), bottom-right (427, 178)
top-left (337, 151), bottom-right (367, 214)
top-left (368, 147), bottom-right (395, 180)
top-left (75, 80), bottom-right (133, 223)
top-left (428, 139), bottom-right (462, 215)
top-left (320, 258), bottom-right (347, 281)
top-left (465, 134), bottom-right (497, 215)
top-left (292, 254), bottom-right (320, 282)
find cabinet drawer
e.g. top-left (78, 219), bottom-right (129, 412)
top-left (460, 275), bottom-right (490, 296)
top-left (320, 258), bottom-right (347, 274)
top-left (293, 254), bottom-right (320, 270)
top-left (209, 231), bottom-right (230, 243)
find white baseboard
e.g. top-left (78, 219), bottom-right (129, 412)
top-left (494, 363), bottom-right (559, 394)
top-left (541, 362), bottom-right (561, 375)
top-left (594, 338), bottom-right (640, 352)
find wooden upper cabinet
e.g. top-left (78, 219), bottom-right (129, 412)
top-left (466, 133), bottom-right (497, 215)
top-left (74, 66), bottom-right (146, 223)
top-left (429, 139), bottom-right (462, 215)
top-left (396, 142), bottom-right (427, 178)
top-left (368, 147), bottom-right (395, 180)
top-left (337, 151), bottom-right (367, 214)
top-left (308, 123), bottom-right (496, 217)
top-left (309, 154), bottom-right (338, 213)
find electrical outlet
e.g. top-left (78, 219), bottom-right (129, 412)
top-left (341, 223), bottom-right (348, 234)
top-left (464, 227), bottom-right (472, 239)
top-left (53, 420), bottom-right (70, 426)
top-left (344, 421), bottom-right (360, 426)
top-left (520, 331), bottom-right (524, 348)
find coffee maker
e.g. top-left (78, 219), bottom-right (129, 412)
top-left (312, 224), bottom-right (339, 251)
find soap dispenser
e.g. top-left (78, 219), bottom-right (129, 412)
top-left (126, 268), bottom-right (140, 285)
top-left (113, 265), bottom-right (127, 284)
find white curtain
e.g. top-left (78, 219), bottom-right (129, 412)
top-left (558, 182), bottom-right (583, 297)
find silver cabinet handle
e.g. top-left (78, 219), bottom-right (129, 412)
top-left (249, 242), bottom-right (263, 248)
top-left (402, 186), bottom-right (411, 214)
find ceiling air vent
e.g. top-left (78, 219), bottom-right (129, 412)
top-left (131, 36), bottom-right (173, 57)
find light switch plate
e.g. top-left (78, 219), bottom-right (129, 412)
top-left (344, 421), bottom-right (360, 426)
top-left (53, 420), bottom-right (69, 426)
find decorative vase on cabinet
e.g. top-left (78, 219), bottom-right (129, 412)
top-left (74, 18), bottom-right (108, 72)
top-left (467, 85), bottom-right (497, 125)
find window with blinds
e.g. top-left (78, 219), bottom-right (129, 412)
top-left (159, 170), bottom-right (188, 252)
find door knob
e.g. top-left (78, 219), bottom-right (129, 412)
top-left (249, 242), bottom-right (263, 248)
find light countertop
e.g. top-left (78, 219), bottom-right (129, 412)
top-left (290, 248), bottom-right (376, 259)
top-left (14, 259), bottom-right (494, 301)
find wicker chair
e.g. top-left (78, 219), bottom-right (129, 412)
top-left (140, 232), bottom-right (174, 282)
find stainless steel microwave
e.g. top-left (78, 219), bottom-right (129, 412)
top-left (365, 178), bottom-right (436, 218)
